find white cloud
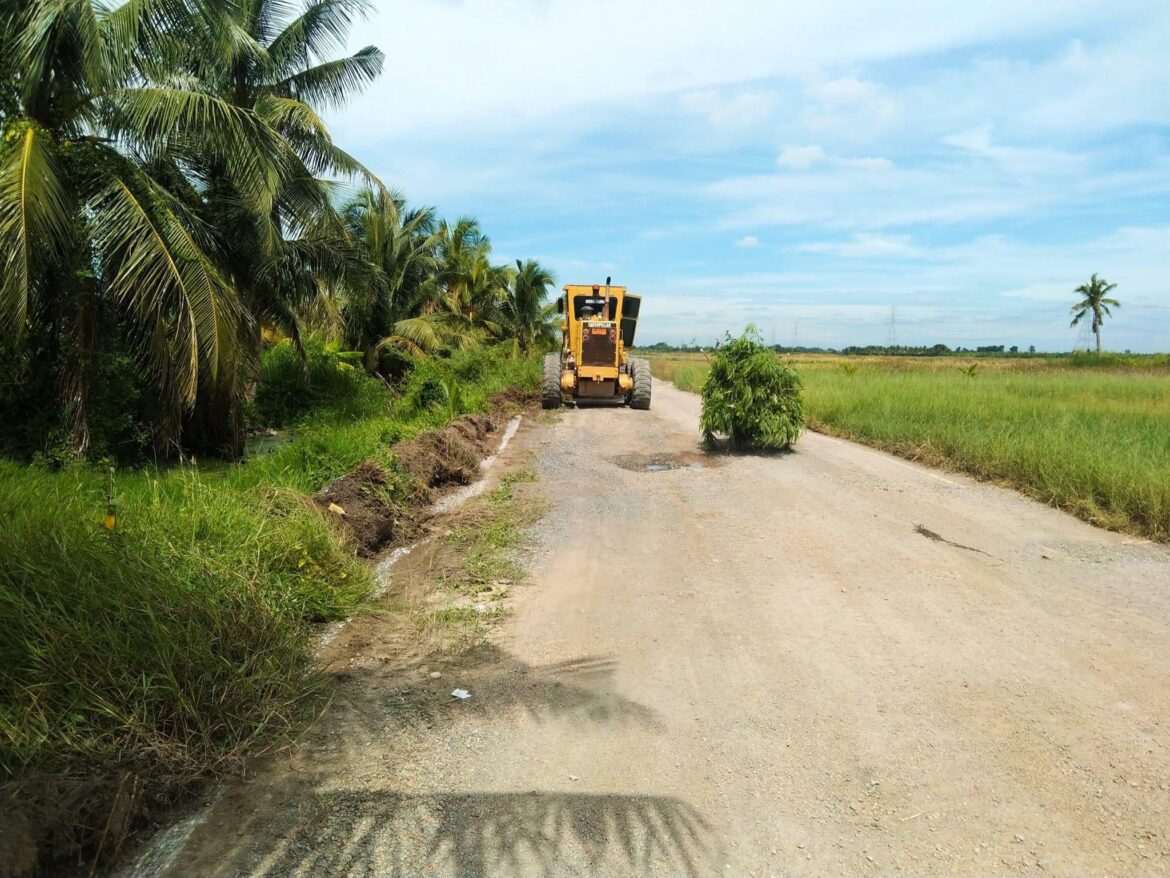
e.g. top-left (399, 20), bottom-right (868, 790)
top-left (798, 233), bottom-right (920, 258)
top-left (776, 145), bottom-right (894, 173)
top-left (802, 75), bottom-right (899, 135)
top-left (941, 125), bottom-right (1085, 175)
top-left (777, 145), bottom-right (827, 169)
top-left (808, 75), bottom-right (882, 105)
top-left (735, 235), bottom-right (760, 248)
top-left (679, 88), bottom-right (778, 127)
top-left (706, 156), bottom-right (1170, 232)
top-left (329, 0), bottom-right (1135, 143)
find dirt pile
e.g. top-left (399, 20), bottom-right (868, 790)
top-left (313, 413), bottom-right (506, 555)
top-left (488, 386), bottom-right (538, 411)
top-left (393, 413), bottom-right (496, 499)
top-left (314, 461), bottom-right (399, 556)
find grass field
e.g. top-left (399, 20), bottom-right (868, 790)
top-left (646, 352), bottom-right (1170, 541)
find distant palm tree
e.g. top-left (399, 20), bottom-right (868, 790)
top-left (1070, 274), bottom-right (1120, 354)
top-left (501, 259), bottom-right (557, 355)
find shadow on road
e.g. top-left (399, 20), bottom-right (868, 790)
top-left (338, 644), bottom-right (665, 732)
top-left (153, 647), bottom-right (715, 875)
top-left (194, 788), bottom-right (715, 877)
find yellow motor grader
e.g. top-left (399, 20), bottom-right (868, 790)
top-left (542, 278), bottom-right (651, 409)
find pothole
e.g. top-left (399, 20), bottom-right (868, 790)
top-left (611, 452), bottom-right (717, 472)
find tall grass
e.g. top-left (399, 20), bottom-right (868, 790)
top-left (0, 345), bottom-right (540, 871)
top-left (647, 352), bottom-right (1170, 540)
top-left (0, 464), bottom-right (363, 776)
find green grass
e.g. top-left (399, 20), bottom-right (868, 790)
top-left (0, 345), bottom-right (540, 869)
top-left (424, 468), bottom-right (543, 648)
top-left (646, 351), bottom-right (1170, 540)
top-left (445, 469), bottom-right (541, 589)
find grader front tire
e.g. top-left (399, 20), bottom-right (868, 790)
top-left (630, 358), bottom-right (652, 410)
top-left (541, 353), bottom-right (563, 409)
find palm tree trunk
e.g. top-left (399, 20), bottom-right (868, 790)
top-left (1095, 326), bottom-right (1101, 354)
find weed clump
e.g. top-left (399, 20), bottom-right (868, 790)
top-left (700, 327), bottom-right (805, 451)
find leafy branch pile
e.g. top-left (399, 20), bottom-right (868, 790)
top-left (700, 328), bottom-right (805, 451)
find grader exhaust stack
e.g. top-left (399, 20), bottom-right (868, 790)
top-left (542, 281), bottom-right (651, 410)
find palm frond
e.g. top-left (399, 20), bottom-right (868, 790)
top-left (381, 316), bottom-right (442, 355)
top-left (0, 125), bottom-right (74, 338)
top-left (91, 172), bottom-right (242, 406)
top-left (273, 45), bottom-right (383, 110)
top-left (18, 0), bottom-right (112, 113)
top-left (267, 0), bottom-right (373, 77)
top-left (252, 93), bottom-right (328, 137)
top-left (104, 86), bottom-right (299, 215)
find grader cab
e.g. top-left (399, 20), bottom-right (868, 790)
top-left (542, 279), bottom-right (651, 410)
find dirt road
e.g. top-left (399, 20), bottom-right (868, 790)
top-left (152, 383), bottom-right (1170, 877)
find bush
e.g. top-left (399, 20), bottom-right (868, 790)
top-left (0, 339), bottom-right (544, 873)
top-left (250, 340), bottom-right (389, 429)
top-left (700, 328), bottom-right (805, 451)
top-left (0, 327), bottom-right (155, 465)
top-left (399, 346), bottom-right (539, 425)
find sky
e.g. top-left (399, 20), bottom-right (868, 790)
top-left (327, 0), bottom-right (1170, 351)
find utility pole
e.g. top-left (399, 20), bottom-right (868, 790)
top-left (885, 307), bottom-right (897, 348)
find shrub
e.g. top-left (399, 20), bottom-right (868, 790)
top-left (0, 328), bottom-right (155, 465)
top-left (700, 327), bottom-right (805, 451)
top-left (250, 340), bottom-right (389, 429)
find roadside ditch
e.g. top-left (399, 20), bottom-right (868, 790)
top-left (110, 389), bottom-right (545, 877)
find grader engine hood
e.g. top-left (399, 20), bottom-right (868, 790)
top-left (581, 322), bottom-right (618, 366)
top-left (559, 284), bottom-right (641, 362)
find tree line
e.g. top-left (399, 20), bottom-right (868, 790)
top-left (0, 0), bottom-right (557, 460)
top-left (642, 272), bottom-right (1125, 359)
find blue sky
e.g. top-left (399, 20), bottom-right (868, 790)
top-left (329, 0), bottom-right (1170, 351)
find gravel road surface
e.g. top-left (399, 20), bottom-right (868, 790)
top-left (153, 383), bottom-right (1170, 877)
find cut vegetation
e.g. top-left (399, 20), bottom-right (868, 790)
top-left (699, 328), bottom-right (804, 451)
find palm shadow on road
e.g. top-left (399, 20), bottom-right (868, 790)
top-left (166, 646), bottom-right (715, 875)
top-left (191, 786), bottom-right (715, 877)
top-left (336, 643), bottom-right (665, 732)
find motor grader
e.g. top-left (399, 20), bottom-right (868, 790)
top-left (542, 279), bottom-right (651, 409)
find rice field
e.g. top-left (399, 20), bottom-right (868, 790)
top-left (646, 352), bottom-right (1170, 541)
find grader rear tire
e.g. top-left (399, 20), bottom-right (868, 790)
top-left (541, 353), bottom-right (563, 409)
top-left (630, 357), bottom-right (652, 410)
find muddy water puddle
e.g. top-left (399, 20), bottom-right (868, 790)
top-left (611, 451), bottom-right (717, 472)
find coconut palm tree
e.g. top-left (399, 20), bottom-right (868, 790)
top-left (1070, 273), bottom-right (1120, 355)
top-left (339, 187), bottom-right (447, 361)
top-left (422, 216), bottom-right (508, 350)
top-left (0, 0), bottom-right (385, 454)
top-left (162, 0), bottom-right (385, 451)
top-left (500, 259), bottom-right (557, 355)
top-left (0, 0), bottom-right (292, 451)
